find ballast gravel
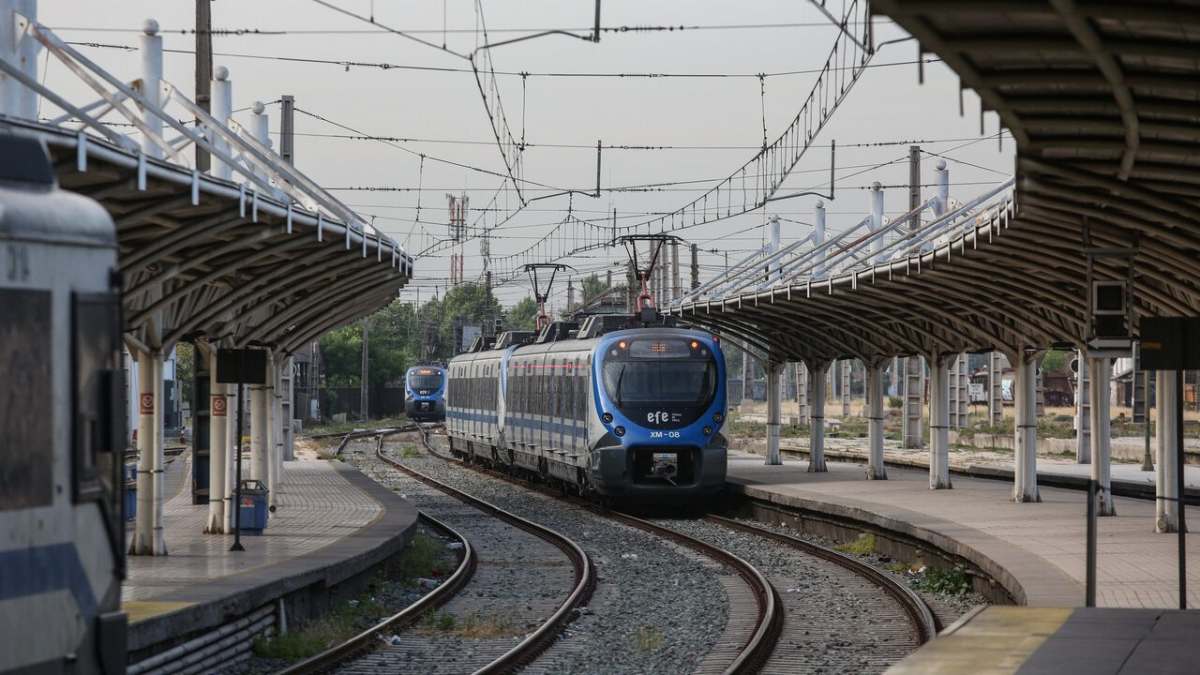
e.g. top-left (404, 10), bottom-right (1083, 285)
top-left (344, 436), bottom-right (729, 675)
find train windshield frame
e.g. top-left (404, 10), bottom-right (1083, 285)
top-left (601, 337), bottom-right (718, 429)
top-left (408, 370), bottom-right (443, 391)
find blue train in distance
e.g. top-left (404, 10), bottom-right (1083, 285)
top-left (446, 315), bottom-right (728, 502)
top-left (405, 365), bottom-right (446, 422)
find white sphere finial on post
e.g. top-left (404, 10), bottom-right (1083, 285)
top-left (143, 18), bottom-right (160, 36)
top-left (215, 65), bottom-right (229, 81)
top-left (252, 100), bottom-right (266, 115)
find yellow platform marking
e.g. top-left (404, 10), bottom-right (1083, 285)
top-left (887, 606), bottom-right (1074, 675)
top-left (122, 600), bottom-right (194, 624)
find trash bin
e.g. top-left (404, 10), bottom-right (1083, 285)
top-left (237, 479), bottom-right (269, 535)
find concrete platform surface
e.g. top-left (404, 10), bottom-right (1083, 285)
top-left (726, 454), bottom-right (1200, 608)
top-left (887, 606), bottom-right (1200, 674)
top-left (122, 455), bottom-right (417, 652)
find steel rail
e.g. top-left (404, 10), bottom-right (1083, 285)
top-left (277, 510), bottom-right (477, 675)
top-left (375, 429), bottom-right (597, 675)
top-left (410, 426), bottom-right (783, 674)
top-left (704, 514), bottom-right (938, 644)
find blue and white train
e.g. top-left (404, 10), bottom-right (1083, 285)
top-left (404, 364), bottom-right (446, 422)
top-left (445, 317), bottom-right (728, 501)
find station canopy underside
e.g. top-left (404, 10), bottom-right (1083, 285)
top-left (22, 121), bottom-right (413, 356)
top-left (670, 0), bottom-right (1200, 365)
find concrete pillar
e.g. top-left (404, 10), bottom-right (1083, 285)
top-left (929, 355), bottom-right (952, 489)
top-left (1013, 352), bottom-right (1040, 503)
top-left (1156, 372), bottom-right (1181, 532)
top-left (869, 182), bottom-right (884, 260)
top-left (131, 350), bottom-right (156, 554)
top-left (1089, 356), bottom-right (1116, 516)
top-left (934, 160), bottom-right (949, 216)
top-left (766, 362), bottom-right (783, 466)
top-left (0, 0), bottom-right (40, 119)
top-left (1076, 349), bottom-right (1091, 463)
top-left (210, 66), bottom-right (233, 180)
top-left (139, 19), bottom-right (164, 159)
top-left (866, 362), bottom-right (887, 480)
top-left (205, 353), bottom-right (227, 533)
top-left (813, 201), bottom-right (827, 278)
top-left (251, 382), bottom-right (268, 483)
top-left (808, 361), bottom-right (828, 473)
top-left (250, 100), bottom-right (270, 184)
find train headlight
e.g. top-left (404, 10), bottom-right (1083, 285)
top-left (602, 412), bottom-right (613, 424)
top-left (690, 340), bottom-right (699, 349)
top-left (614, 425), bottom-right (626, 437)
top-left (713, 412), bottom-right (723, 424)
top-left (703, 426), bottom-right (713, 435)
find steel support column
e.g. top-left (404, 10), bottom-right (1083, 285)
top-left (1089, 356), bottom-right (1116, 516)
top-left (929, 355), bottom-right (952, 489)
top-left (841, 360), bottom-right (851, 418)
top-left (1014, 351), bottom-right (1041, 503)
top-left (989, 351), bottom-right (1005, 427)
top-left (766, 361), bottom-right (783, 466)
top-left (866, 362), bottom-right (887, 480)
top-left (265, 357), bottom-right (278, 510)
top-left (796, 362), bottom-right (809, 424)
top-left (1076, 349), bottom-right (1091, 463)
top-left (808, 360), bottom-right (828, 472)
top-left (903, 356), bottom-right (924, 448)
top-left (1156, 371), bottom-right (1181, 532)
top-left (152, 354), bottom-right (166, 551)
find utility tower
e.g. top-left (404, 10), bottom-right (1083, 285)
top-left (447, 193), bottom-right (468, 285)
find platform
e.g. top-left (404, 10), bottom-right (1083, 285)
top-left (726, 454), bottom-right (1200, 608)
top-left (887, 606), bottom-right (1200, 674)
top-left (122, 453), bottom-right (418, 653)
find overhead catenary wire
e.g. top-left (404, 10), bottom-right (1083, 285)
top-left (64, 40), bottom-right (940, 80)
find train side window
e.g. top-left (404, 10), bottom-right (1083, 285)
top-left (71, 291), bottom-right (125, 573)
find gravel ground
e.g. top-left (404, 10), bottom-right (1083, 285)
top-left (650, 517), bottom-right (924, 674)
top-left (736, 517), bottom-right (988, 627)
top-left (346, 435), bottom-right (730, 675)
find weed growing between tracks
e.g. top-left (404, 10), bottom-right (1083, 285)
top-left (244, 529), bottom-right (458, 670)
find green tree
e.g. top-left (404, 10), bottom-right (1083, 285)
top-left (507, 296), bottom-right (538, 331)
top-left (580, 273), bottom-right (609, 303)
top-left (1041, 349), bottom-right (1070, 373)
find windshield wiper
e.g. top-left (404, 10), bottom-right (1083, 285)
top-left (615, 364), bottom-right (626, 407)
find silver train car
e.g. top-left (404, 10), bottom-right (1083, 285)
top-left (0, 136), bottom-right (127, 674)
top-left (445, 317), bottom-right (728, 502)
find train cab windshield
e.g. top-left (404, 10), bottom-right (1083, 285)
top-left (602, 337), bottom-right (718, 429)
top-left (408, 369), bottom-right (443, 393)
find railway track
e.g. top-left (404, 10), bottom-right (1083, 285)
top-left (411, 426), bottom-right (939, 674)
top-left (403, 427), bottom-right (781, 675)
top-left (284, 430), bottom-right (594, 675)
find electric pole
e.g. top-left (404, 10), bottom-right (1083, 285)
top-left (194, 0), bottom-right (213, 171)
top-left (690, 243), bottom-right (699, 290)
top-left (902, 145), bottom-right (924, 448)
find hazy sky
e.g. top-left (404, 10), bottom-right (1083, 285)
top-left (39, 1), bottom-right (1014, 308)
